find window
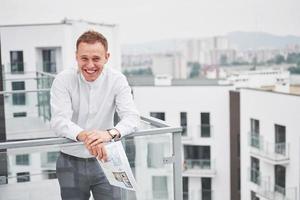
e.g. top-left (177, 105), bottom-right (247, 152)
top-left (17, 172), bottom-right (30, 182)
top-left (275, 124), bottom-right (286, 155)
top-left (43, 170), bottom-right (57, 179)
top-left (13, 112), bottom-right (27, 117)
top-left (10, 51), bottom-right (24, 73)
top-left (184, 145), bottom-right (210, 169)
top-left (183, 177), bottom-right (188, 200)
top-left (147, 142), bottom-right (164, 168)
top-left (275, 165), bottom-right (286, 195)
top-left (152, 176), bottom-right (168, 199)
top-left (251, 191), bottom-right (260, 200)
top-left (42, 49), bottom-right (56, 73)
top-left (180, 112), bottom-right (187, 136)
top-left (16, 154), bottom-right (29, 165)
top-left (150, 112), bottom-right (165, 121)
top-left (12, 81), bottom-right (25, 105)
top-left (202, 178), bottom-right (212, 200)
top-left (47, 152), bottom-right (59, 163)
top-left (250, 118), bottom-right (259, 134)
top-left (250, 157), bottom-right (260, 185)
top-left (201, 112), bottom-right (211, 137)
top-left (250, 119), bottom-right (260, 148)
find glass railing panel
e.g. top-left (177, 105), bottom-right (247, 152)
top-left (184, 159), bottom-right (212, 170)
top-left (249, 132), bottom-right (262, 149)
top-left (0, 145), bottom-right (61, 200)
top-left (0, 131), bottom-right (176, 200)
top-left (122, 133), bottom-right (174, 200)
top-left (197, 125), bottom-right (213, 138)
top-left (2, 90), bottom-right (54, 140)
top-left (249, 168), bottom-right (261, 185)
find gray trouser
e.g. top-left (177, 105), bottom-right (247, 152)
top-left (56, 152), bottom-right (121, 200)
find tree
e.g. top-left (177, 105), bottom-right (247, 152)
top-left (220, 55), bottom-right (228, 66)
top-left (188, 62), bottom-right (201, 78)
top-left (274, 55), bottom-right (285, 65)
top-left (286, 53), bottom-right (300, 64)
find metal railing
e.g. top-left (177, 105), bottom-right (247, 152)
top-left (198, 124), bottom-right (213, 138)
top-left (248, 132), bottom-right (290, 164)
top-left (256, 177), bottom-right (297, 200)
top-left (0, 116), bottom-right (183, 200)
top-left (249, 167), bottom-right (261, 185)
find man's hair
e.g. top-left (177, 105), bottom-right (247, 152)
top-left (76, 30), bottom-right (108, 51)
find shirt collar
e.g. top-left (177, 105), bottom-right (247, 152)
top-left (78, 67), bottom-right (107, 88)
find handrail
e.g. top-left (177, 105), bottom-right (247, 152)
top-left (36, 70), bottom-right (56, 78)
top-left (0, 117), bottom-right (182, 150)
top-left (0, 88), bottom-right (50, 95)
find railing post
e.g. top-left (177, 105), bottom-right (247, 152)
top-left (0, 37), bottom-right (8, 184)
top-left (173, 131), bottom-right (183, 200)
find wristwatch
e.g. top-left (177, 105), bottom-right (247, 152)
top-left (107, 129), bottom-right (119, 139)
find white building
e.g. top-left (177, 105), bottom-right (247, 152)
top-left (240, 88), bottom-right (300, 200)
top-left (130, 78), bottom-right (233, 200)
top-left (151, 53), bottom-right (187, 79)
top-left (0, 19), bottom-right (121, 198)
top-left (0, 19), bottom-right (121, 120)
top-left (226, 68), bottom-right (290, 92)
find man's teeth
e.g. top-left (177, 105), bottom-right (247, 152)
top-left (86, 70), bottom-right (96, 74)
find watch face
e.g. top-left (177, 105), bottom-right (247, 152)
top-left (109, 130), bottom-right (117, 138)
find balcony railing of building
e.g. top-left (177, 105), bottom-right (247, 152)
top-left (248, 167), bottom-right (261, 185)
top-left (0, 114), bottom-right (183, 200)
top-left (8, 62), bottom-right (25, 74)
top-left (256, 177), bottom-right (297, 200)
top-left (181, 125), bottom-right (213, 140)
top-left (182, 189), bottom-right (214, 200)
top-left (0, 72), bottom-right (183, 200)
top-left (248, 132), bottom-right (290, 164)
top-left (198, 124), bottom-right (213, 138)
top-left (182, 159), bottom-right (216, 177)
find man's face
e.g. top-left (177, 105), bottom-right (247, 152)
top-left (76, 42), bottom-right (109, 82)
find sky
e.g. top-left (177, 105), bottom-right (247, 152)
top-left (1, 0), bottom-right (300, 44)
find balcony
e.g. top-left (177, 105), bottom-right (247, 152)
top-left (248, 167), bottom-right (261, 185)
top-left (248, 133), bottom-right (290, 164)
top-left (183, 189), bottom-right (214, 200)
top-left (182, 159), bottom-right (216, 177)
top-left (256, 178), bottom-right (297, 200)
top-left (0, 116), bottom-right (183, 200)
top-left (8, 62), bottom-right (25, 74)
top-left (0, 72), bottom-right (183, 200)
top-left (181, 125), bottom-right (213, 141)
top-left (198, 124), bottom-right (213, 138)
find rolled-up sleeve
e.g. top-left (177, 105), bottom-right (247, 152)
top-left (50, 75), bottom-right (83, 141)
top-left (114, 75), bottom-right (140, 137)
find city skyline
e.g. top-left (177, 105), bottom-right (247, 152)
top-left (1, 0), bottom-right (300, 44)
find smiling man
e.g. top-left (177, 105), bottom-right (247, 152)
top-left (50, 30), bottom-right (140, 200)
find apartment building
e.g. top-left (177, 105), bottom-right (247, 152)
top-left (129, 78), bottom-right (233, 200)
top-left (0, 19), bottom-right (121, 197)
top-left (0, 19), bottom-right (120, 121)
top-left (240, 88), bottom-right (300, 200)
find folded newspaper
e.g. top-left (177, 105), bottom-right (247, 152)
top-left (98, 141), bottom-right (137, 191)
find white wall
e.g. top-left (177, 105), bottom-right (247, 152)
top-left (132, 85), bottom-right (233, 200)
top-left (240, 89), bottom-right (300, 200)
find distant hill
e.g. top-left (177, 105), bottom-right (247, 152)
top-left (122, 31), bottom-right (300, 54)
top-left (122, 39), bottom-right (186, 55)
top-left (226, 31), bottom-right (300, 50)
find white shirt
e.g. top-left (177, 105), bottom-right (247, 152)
top-left (50, 67), bottom-right (140, 158)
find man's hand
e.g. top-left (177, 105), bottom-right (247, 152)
top-left (76, 131), bottom-right (89, 142)
top-left (92, 143), bottom-right (108, 161)
top-left (84, 130), bottom-right (112, 147)
top-left (79, 130), bottom-right (111, 159)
